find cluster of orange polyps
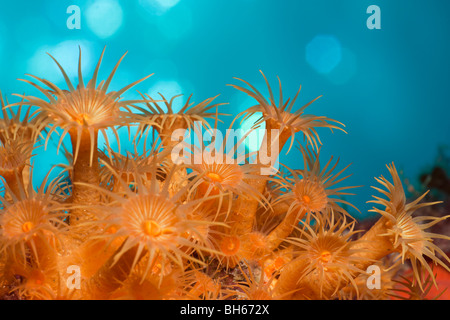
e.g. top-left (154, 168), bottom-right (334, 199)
top-left (0, 48), bottom-right (449, 300)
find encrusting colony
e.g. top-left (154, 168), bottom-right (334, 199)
top-left (0, 48), bottom-right (449, 300)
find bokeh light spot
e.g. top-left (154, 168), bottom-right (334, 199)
top-left (306, 35), bottom-right (342, 74)
top-left (139, 0), bottom-right (181, 15)
top-left (86, 0), bottom-right (123, 39)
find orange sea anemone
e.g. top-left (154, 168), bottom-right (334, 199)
top-left (189, 151), bottom-right (268, 210)
top-left (0, 170), bottom-right (68, 263)
top-left (368, 163), bottom-right (450, 291)
top-left (0, 92), bottom-right (47, 144)
top-left (82, 164), bottom-right (221, 285)
top-left (275, 212), bottom-right (365, 299)
top-left (274, 144), bottom-right (359, 219)
top-left (17, 47), bottom-right (153, 163)
top-left (16, 47), bottom-right (156, 223)
top-left (229, 70), bottom-right (345, 153)
top-left (0, 92), bottom-right (48, 196)
top-left (0, 135), bottom-right (34, 179)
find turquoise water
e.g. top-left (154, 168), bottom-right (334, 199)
top-left (0, 0), bottom-right (449, 220)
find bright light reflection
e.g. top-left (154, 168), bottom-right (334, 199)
top-left (306, 34), bottom-right (342, 74)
